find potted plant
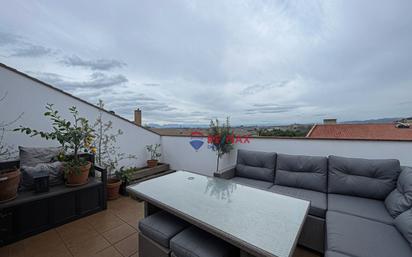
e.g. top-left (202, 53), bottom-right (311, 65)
top-left (208, 117), bottom-right (234, 172)
top-left (15, 104), bottom-right (95, 186)
top-left (0, 92), bottom-right (21, 202)
top-left (115, 167), bottom-right (135, 196)
top-left (146, 144), bottom-right (161, 167)
top-left (93, 100), bottom-right (136, 200)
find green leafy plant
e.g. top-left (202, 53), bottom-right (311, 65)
top-left (0, 91), bottom-right (22, 162)
top-left (208, 117), bottom-right (234, 172)
top-left (93, 100), bottom-right (136, 178)
top-left (115, 166), bottom-right (139, 184)
top-left (14, 104), bottom-right (95, 175)
top-left (146, 144), bottom-right (161, 160)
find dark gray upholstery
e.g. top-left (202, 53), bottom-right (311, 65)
top-left (139, 211), bottom-right (189, 248)
top-left (328, 194), bottom-right (394, 225)
top-left (269, 185), bottom-right (327, 218)
top-left (328, 155), bottom-right (401, 200)
top-left (275, 153), bottom-right (327, 192)
top-left (298, 215), bottom-right (325, 253)
top-left (235, 149), bottom-right (276, 182)
top-left (385, 166), bottom-right (412, 218)
top-left (170, 226), bottom-right (237, 257)
top-left (394, 208), bottom-right (412, 247)
top-left (231, 177), bottom-right (273, 190)
top-left (19, 146), bottom-right (62, 167)
top-left (20, 161), bottom-right (64, 190)
top-left (325, 251), bottom-right (352, 257)
top-left (139, 232), bottom-right (170, 257)
top-left (326, 211), bottom-right (412, 257)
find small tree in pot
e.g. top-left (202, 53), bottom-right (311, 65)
top-left (0, 92), bottom-right (21, 202)
top-left (208, 117), bottom-right (234, 172)
top-left (146, 144), bottom-right (161, 167)
top-left (93, 100), bottom-right (136, 200)
top-left (15, 104), bottom-right (95, 186)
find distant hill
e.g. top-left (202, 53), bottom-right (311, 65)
top-left (341, 117), bottom-right (402, 124)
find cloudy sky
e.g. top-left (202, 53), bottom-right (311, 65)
top-left (1, 0), bottom-right (411, 126)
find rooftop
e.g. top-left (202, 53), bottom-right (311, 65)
top-left (306, 123), bottom-right (412, 141)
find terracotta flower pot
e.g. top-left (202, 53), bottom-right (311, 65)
top-left (0, 168), bottom-right (20, 203)
top-left (66, 161), bottom-right (91, 186)
top-left (147, 160), bottom-right (158, 168)
top-left (107, 178), bottom-right (122, 200)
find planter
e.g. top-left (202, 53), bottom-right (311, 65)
top-left (0, 168), bottom-right (20, 203)
top-left (107, 178), bottom-right (122, 200)
top-left (66, 161), bottom-right (91, 186)
top-left (147, 160), bottom-right (158, 168)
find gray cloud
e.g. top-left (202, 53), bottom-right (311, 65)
top-left (0, 31), bottom-right (54, 57)
top-left (61, 55), bottom-right (125, 70)
top-left (240, 81), bottom-right (289, 95)
top-left (245, 104), bottom-right (301, 114)
top-left (10, 44), bottom-right (53, 57)
top-left (30, 71), bottom-right (128, 89)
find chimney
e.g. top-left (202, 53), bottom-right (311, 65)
top-left (134, 109), bottom-right (142, 126)
top-left (323, 118), bottom-right (337, 125)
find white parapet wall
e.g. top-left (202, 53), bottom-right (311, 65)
top-left (0, 65), bottom-right (161, 167)
top-left (162, 135), bottom-right (412, 176)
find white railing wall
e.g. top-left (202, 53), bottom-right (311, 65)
top-left (162, 136), bottom-right (412, 176)
top-left (0, 66), bottom-right (161, 167)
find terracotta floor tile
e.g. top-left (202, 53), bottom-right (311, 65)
top-left (114, 233), bottom-right (138, 257)
top-left (57, 219), bottom-right (99, 245)
top-left (102, 223), bottom-right (136, 244)
top-left (85, 210), bottom-right (125, 233)
top-left (129, 253), bottom-right (138, 257)
top-left (23, 229), bottom-right (66, 251)
top-left (93, 246), bottom-right (122, 257)
top-left (66, 234), bottom-right (110, 257)
top-left (7, 241), bottom-right (25, 257)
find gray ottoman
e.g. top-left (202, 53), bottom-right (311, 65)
top-left (139, 211), bottom-right (189, 257)
top-left (170, 226), bottom-right (238, 257)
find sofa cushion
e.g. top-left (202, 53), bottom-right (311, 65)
top-left (230, 177), bottom-right (273, 190)
top-left (269, 185), bottom-right (327, 218)
top-left (328, 155), bottom-right (401, 200)
top-left (20, 162), bottom-right (64, 190)
top-left (139, 211), bottom-right (189, 248)
top-left (328, 194), bottom-right (393, 225)
top-left (325, 251), bottom-right (352, 257)
top-left (19, 146), bottom-right (62, 167)
top-left (170, 226), bottom-right (236, 257)
top-left (275, 153), bottom-right (327, 192)
top-left (326, 211), bottom-right (412, 257)
top-left (385, 166), bottom-right (412, 218)
top-left (394, 208), bottom-right (412, 247)
top-left (235, 150), bottom-right (276, 182)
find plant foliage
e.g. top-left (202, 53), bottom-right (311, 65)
top-left (208, 117), bottom-right (234, 171)
top-left (146, 144), bottom-right (161, 160)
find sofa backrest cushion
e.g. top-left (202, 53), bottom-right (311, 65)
top-left (328, 155), bottom-right (401, 200)
top-left (385, 166), bottom-right (412, 218)
top-left (275, 153), bottom-right (328, 192)
top-left (19, 146), bottom-right (62, 167)
top-left (394, 208), bottom-right (412, 247)
top-left (236, 150), bottom-right (276, 182)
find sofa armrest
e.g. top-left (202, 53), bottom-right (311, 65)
top-left (214, 165), bottom-right (236, 179)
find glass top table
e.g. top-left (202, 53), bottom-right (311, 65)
top-left (127, 170), bottom-right (309, 257)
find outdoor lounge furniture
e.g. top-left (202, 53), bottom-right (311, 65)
top-left (0, 153), bottom-right (107, 246)
top-left (128, 171), bottom-right (310, 257)
top-left (170, 226), bottom-right (238, 257)
top-left (214, 150), bottom-right (412, 257)
top-left (138, 211), bottom-right (189, 257)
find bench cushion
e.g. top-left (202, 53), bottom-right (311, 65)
top-left (19, 146), bottom-right (62, 167)
top-left (230, 177), bottom-right (273, 190)
top-left (326, 211), bottom-right (412, 257)
top-left (328, 155), bottom-right (400, 200)
top-left (170, 226), bottom-right (236, 257)
top-left (394, 208), bottom-right (412, 247)
top-left (139, 211), bottom-right (189, 248)
top-left (275, 153), bottom-right (327, 192)
top-left (269, 185), bottom-right (327, 218)
top-left (328, 194), bottom-right (393, 225)
top-left (385, 166), bottom-right (412, 218)
top-left (325, 251), bottom-right (352, 257)
top-left (235, 150), bottom-right (276, 182)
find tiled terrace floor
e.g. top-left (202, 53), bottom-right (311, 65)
top-left (0, 196), bottom-right (321, 257)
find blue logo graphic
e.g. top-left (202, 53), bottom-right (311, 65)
top-left (189, 132), bottom-right (204, 151)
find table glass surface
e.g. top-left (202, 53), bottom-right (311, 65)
top-left (128, 171), bottom-right (309, 257)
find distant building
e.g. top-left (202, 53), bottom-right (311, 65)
top-left (306, 123), bottom-right (412, 140)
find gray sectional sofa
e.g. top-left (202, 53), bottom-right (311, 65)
top-left (214, 149), bottom-right (412, 257)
